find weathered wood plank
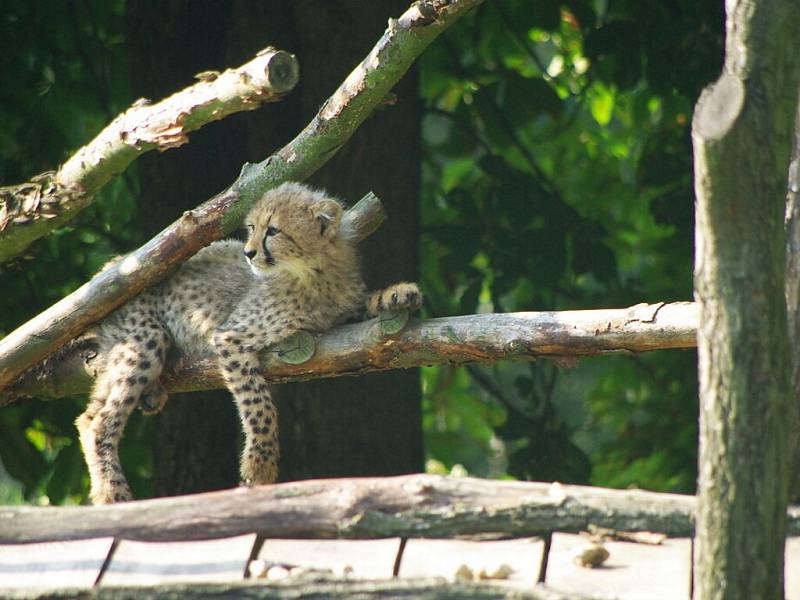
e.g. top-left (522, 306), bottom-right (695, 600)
top-left (544, 533), bottom-right (691, 600)
top-left (257, 539), bottom-right (401, 579)
top-left (1, 539), bottom-right (798, 598)
top-left (0, 537), bottom-right (114, 589)
top-left (788, 537), bottom-right (800, 600)
top-left (98, 534), bottom-right (256, 586)
top-left (399, 538), bottom-right (544, 586)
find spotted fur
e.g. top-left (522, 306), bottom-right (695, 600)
top-left (76, 182), bottom-right (422, 504)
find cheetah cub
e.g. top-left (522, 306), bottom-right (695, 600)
top-left (75, 182), bottom-right (422, 504)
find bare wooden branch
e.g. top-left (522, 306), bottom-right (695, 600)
top-left (0, 48), bottom-right (299, 263)
top-left (7, 302), bottom-right (697, 402)
top-left (4, 192), bottom-right (385, 403)
top-left (0, 474), bottom-right (718, 543)
top-left (0, 579), bottom-right (595, 600)
top-left (0, 0), bottom-right (484, 394)
top-left (18, 301), bottom-right (696, 399)
top-left (2, 473), bottom-right (798, 545)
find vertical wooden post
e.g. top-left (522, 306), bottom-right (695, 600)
top-left (692, 1), bottom-right (800, 597)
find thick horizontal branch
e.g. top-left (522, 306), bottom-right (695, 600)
top-left (0, 48), bottom-right (298, 263)
top-left (5, 193), bottom-right (385, 403)
top-left (2, 473), bottom-right (799, 544)
top-left (0, 0), bottom-right (483, 395)
top-left (8, 302), bottom-right (698, 401)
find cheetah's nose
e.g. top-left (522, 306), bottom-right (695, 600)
top-left (244, 248), bottom-right (257, 261)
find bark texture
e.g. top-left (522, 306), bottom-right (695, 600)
top-left (8, 302), bottom-right (697, 401)
top-left (0, 49), bottom-right (297, 264)
top-left (692, 1), bottom-right (800, 597)
top-left (0, 473), bottom-right (748, 544)
top-left (0, 0), bottom-right (483, 395)
top-left (785, 103), bottom-right (800, 502)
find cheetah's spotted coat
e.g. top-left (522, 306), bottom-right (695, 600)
top-left (76, 182), bottom-right (421, 504)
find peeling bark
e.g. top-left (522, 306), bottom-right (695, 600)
top-left (6, 302), bottom-right (697, 402)
top-left (692, 0), bottom-right (800, 597)
top-left (785, 102), bottom-right (800, 502)
top-left (3, 192), bottom-right (385, 403)
top-left (0, 472), bottom-right (774, 544)
top-left (0, 0), bottom-right (484, 394)
top-left (0, 48), bottom-right (298, 263)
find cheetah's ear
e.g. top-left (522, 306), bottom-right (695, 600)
top-left (309, 199), bottom-right (343, 238)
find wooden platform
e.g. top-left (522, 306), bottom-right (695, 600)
top-left (1, 534), bottom-right (798, 598)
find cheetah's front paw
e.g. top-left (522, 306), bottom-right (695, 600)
top-left (90, 481), bottom-right (133, 505)
top-left (367, 282), bottom-right (423, 316)
top-left (240, 460), bottom-right (279, 487)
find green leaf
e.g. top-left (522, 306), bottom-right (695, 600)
top-left (589, 87), bottom-right (614, 125)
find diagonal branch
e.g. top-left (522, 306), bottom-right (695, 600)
top-left (7, 301), bottom-right (697, 402)
top-left (0, 0), bottom-right (485, 394)
top-left (0, 48), bottom-right (299, 263)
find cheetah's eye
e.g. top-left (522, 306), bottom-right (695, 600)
top-left (266, 225), bottom-right (280, 237)
top-left (246, 224), bottom-right (254, 233)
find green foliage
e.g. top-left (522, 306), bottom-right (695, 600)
top-left (419, 0), bottom-right (721, 492)
top-left (0, 0), bottom-right (147, 504)
top-left (0, 0), bottom-right (723, 503)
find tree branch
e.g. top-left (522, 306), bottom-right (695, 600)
top-left (7, 301), bottom-right (697, 402)
top-left (0, 48), bottom-right (299, 263)
top-left (2, 473), bottom-right (798, 544)
top-left (0, 0), bottom-right (484, 394)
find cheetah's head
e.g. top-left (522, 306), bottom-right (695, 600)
top-left (243, 182), bottom-right (345, 277)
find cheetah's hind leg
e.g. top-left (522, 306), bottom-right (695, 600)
top-left (212, 331), bottom-right (280, 487)
top-left (140, 379), bottom-right (168, 415)
top-left (366, 282), bottom-right (423, 317)
top-left (76, 326), bottom-right (169, 504)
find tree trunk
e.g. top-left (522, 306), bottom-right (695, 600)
top-left (226, 0), bottom-right (423, 480)
top-left (254, 0), bottom-right (424, 479)
top-left (785, 104), bottom-right (800, 503)
top-left (691, 1), bottom-right (800, 598)
top-left (126, 0), bottom-right (423, 491)
top-left (126, 0), bottom-right (245, 496)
